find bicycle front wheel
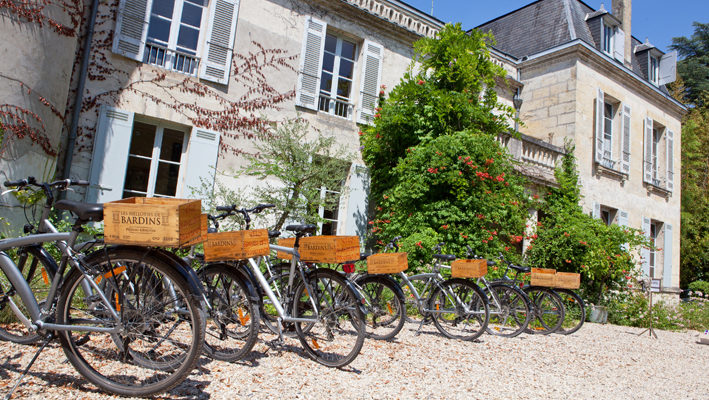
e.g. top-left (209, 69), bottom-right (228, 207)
top-left (485, 282), bottom-right (531, 338)
top-left (0, 245), bottom-right (56, 344)
top-left (56, 247), bottom-right (205, 397)
top-left (429, 278), bottom-right (489, 341)
top-left (199, 263), bottom-right (260, 361)
top-left (555, 288), bottom-right (585, 335)
top-left (293, 268), bottom-right (365, 367)
top-left (355, 275), bottom-right (405, 341)
top-left (524, 286), bottom-right (565, 335)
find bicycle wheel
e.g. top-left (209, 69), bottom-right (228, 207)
top-left (485, 282), bottom-right (531, 338)
top-left (555, 288), bottom-right (585, 335)
top-left (400, 275), bottom-right (433, 323)
top-left (429, 278), bottom-right (489, 341)
top-left (524, 286), bottom-right (565, 335)
top-left (56, 247), bottom-right (205, 397)
top-left (293, 268), bottom-right (365, 367)
top-left (355, 275), bottom-right (405, 341)
top-left (199, 264), bottom-right (260, 361)
top-left (0, 245), bottom-right (57, 344)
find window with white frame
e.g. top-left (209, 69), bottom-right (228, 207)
top-left (113, 0), bottom-right (240, 85)
top-left (318, 34), bottom-right (357, 119)
top-left (641, 216), bottom-right (673, 286)
top-left (649, 55), bottom-right (659, 85)
top-left (602, 20), bottom-right (614, 55)
top-left (600, 205), bottom-right (617, 226)
top-left (123, 121), bottom-right (188, 198)
top-left (296, 16), bottom-right (383, 125)
top-left (595, 89), bottom-right (630, 174)
top-left (643, 118), bottom-right (674, 191)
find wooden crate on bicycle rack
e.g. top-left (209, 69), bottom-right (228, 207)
top-left (367, 253), bottom-right (408, 274)
top-left (183, 214), bottom-right (209, 247)
top-left (203, 229), bottom-right (270, 261)
top-left (554, 272), bottom-right (581, 289)
top-left (530, 267), bottom-right (557, 287)
top-left (276, 236), bottom-right (360, 263)
top-left (103, 197), bottom-right (202, 247)
top-left (450, 259), bottom-right (488, 278)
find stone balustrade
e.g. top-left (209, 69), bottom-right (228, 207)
top-left (498, 133), bottom-right (565, 186)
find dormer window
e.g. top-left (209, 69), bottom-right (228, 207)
top-left (602, 20), bottom-right (614, 55)
top-left (649, 55), bottom-right (659, 85)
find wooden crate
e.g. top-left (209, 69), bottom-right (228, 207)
top-left (204, 229), bottom-right (270, 261)
top-left (451, 259), bottom-right (488, 278)
top-left (367, 253), bottom-right (408, 274)
top-left (554, 272), bottom-right (581, 289)
top-left (277, 236), bottom-right (360, 263)
top-left (184, 214), bottom-right (209, 247)
top-left (530, 267), bottom-right (556, 287)
top-left (103, 197), bottom-right (202, 247)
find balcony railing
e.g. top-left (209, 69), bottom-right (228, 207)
top-left (318, 94), bottom-right (354, 120)
top-left (143, 43), bottom-right (200, 77)
top-left (498, 133), bottom-right (564, 185)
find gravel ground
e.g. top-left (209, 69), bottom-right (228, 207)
top-left (1, 322), bottom-right (707, 399)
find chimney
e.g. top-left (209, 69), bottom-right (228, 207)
top-left (612, 0), bottom-right (632, 67)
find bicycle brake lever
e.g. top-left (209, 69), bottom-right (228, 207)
top-left (1, 188), bottom-right (18, 196)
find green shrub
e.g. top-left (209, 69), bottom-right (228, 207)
top-left (688, 280), bottom-right (709, 298)
top-left (607, 292), bottom-right (709, 331)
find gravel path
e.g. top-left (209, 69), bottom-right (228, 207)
top-left (1, 322), bottom-right (707, 399)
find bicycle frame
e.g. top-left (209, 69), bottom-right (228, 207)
top-left (398, 268), bottom-right (472, 315)
top-left (0, 233), bottom-right (121, 334)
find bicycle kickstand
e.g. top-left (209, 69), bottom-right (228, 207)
top-left (4, 333), bottom-right (54, 400)
top-left (414, 316), bottom-right (431, 336)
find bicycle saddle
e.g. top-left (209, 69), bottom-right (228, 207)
top-left (433, 254), bottom-right (456, 261)
top-left (268, 230), bottom-right (281, 238)
top-left (285, 224), bottom-right (316, 234)
top-left (55, 200), bottom-right (104, 222)
top-left (509, 263), bottom-right (530, 273)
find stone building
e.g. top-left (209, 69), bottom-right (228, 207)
top-left (477, 0), bottom-right (685, 297)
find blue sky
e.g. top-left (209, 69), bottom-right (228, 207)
top-left (404, 0), bottom-right (705, 54)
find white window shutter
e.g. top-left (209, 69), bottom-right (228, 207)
top-left (663, 223), bottom-right (673, 288)
top-left (87, 106), bottom-right (135, 203)
top-left (343, 164), bottom-right (370, 239)
top-left (296, 16), bottom-right (327, 110)
top-left (666, 129), bottom-right (674, 191)
top-left (618, 210), bottom-right (629, 250)
top-left (592, 202), bottom-right (601, 219)
top-left (199, 0), bottom-right (240, 84)
top-left (182, 127), bottom-right (221, 197)
top-left (620, 104), bottom-right (631, 175)
top-left (595, 88), bottom-right (604, 164)
top-left (613, 28), bottom-right (625, 61)
top-left (643, 117), bottom-right (653, 183)
top-left (641, 216), bottom-right (651, 277)
top-left (658, 50), bottom-right (677, 86)
top-left (112, 0), bottom-right (152, 61)
top-left (357, 40), bottom-right (384, 125)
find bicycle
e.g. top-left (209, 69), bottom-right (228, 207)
top-left (463, 247), bottom-right (532, 338)
top-left (555, 288), bottom-right (585, 335)
top-left (395, 241), bottom-right (489, 341)
top-left (493, 254), bottom-right (565, 335)
top-left (0, 177), bottom-right (205, 397)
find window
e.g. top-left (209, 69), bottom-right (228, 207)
top-left (143, 0), bottom-right (206, 75)
top-left (595, 89), bottom-right (630, 173)
top-left (602, 21), bottom-right (614, 55)
top-left (318, 34), bottom-right (357, 119)
top-left (642, 216), bottom-right (673, 285)
top-left (113, 0), bottom-right (240, 84)
top-left (649, 56), bottom-right (659, 85)
top-left (600, 206), bottom-right (617, 226)
top-left (317, 186), bottom-right (341, 235)
top-left (602, 102), bottom-right (614, 168)
top-left (651, 127), bottom-right (662, 184)
top-left (123, 121), bottom-right (188, 198)
top-left (643, 117), bottom-right (674, 191)
top-left (295, 16), bottom-right (383, 124)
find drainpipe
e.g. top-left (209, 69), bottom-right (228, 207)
top-left (512, 69), bottom-right (523, 132)
top-left (60, 0), bottom-right (99, 182)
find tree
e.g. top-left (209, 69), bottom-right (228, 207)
top-left (526, 146), bottom-right (650, 305)
top-left (670, 22), bottom-right (709, 108)
top-left (360, 24), bottom-right (527, 264)
top-left (240, 117), bottom-right (352, 231)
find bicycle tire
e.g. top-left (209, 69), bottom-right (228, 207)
top-left (293, 268), bottom-right (365, 367)
top-left (0, 245), bottom-right (57, 344)
top-left (400, 275), bottom-right (434, 323)
top-left (523, 286), bottom-right (565, 335)
top-left (429, 278), bottom-right (489, 341)
top-left (55, 247), bottom-right (205, 397)
top-left (484, 282), bottom-right (531, 338)
top-left (555, 288), bottom-right (585, 335)
top-left (199, 263), bottom-right (260, 361)
top-left (355, 274), bottom-right (405, 341)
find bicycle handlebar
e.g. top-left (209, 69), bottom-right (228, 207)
top-left (385, 235), bottom-right (402, 252)
top-left (4, 177), bottom-right (90, 190)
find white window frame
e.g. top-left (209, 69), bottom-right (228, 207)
top-left (318, 33), bottom-right (357, 120)
top-left (123, 120), bottom-right (189, 198)
top-left (649, 55), bottom-right (659, 86)
top-left (317, 186), bottom-right (341, 235)
top-left (602, 102), bottom-right (614, 167)
top-left (601, 20), bottom-right (614, 56)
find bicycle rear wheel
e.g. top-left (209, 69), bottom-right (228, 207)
top-left (429, 278), bottom-right (489, 341)
top-left (555, 288), bottom-right (585, 335)
top-left (524, 286), bottom-right (565, 335)
top-left (485, 282), bottom-right (531, 338)
top-left (355, 275), bottom-right (405, 340)
top-left (0, 245), bottom-right (57, 344)
top-left (199, 263), bottom-right (260, 361)
top-left (56, 247), bottom-right (204, 397)
top-left (293, 268), bottom-right (365, 367)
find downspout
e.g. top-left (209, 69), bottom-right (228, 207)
top-left (60, 0), bottom-right (99, 182)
